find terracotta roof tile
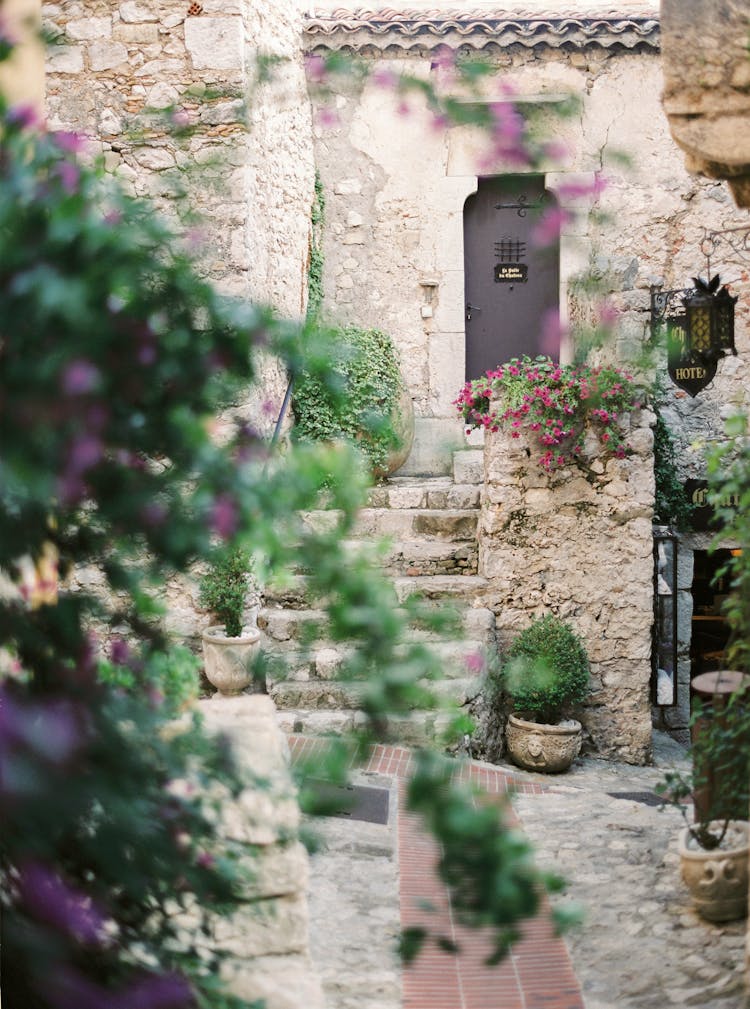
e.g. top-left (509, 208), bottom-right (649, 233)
top-left (303, 6), bottom-right (660, 51)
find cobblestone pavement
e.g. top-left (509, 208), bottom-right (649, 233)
top-left (306, 771), bottom-right (402, 1009)
top-left (513, 733), bottom-right (746, 1009)
top-left (301, 733), bottom-right (747, 1009)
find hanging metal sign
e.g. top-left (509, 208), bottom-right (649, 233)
top-left (663, 317), bottom-right (716, 396)
top-left (652, 275), bottom-right (737, 397)
top-left (668, 345), bottom-right (717, 396)
top-left (684, 478), bottom-right (740, 531)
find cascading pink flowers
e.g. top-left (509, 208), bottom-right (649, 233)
top-left (453, 355), bottom-right (641, 472)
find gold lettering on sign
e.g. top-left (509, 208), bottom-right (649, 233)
top-left (691, 487), bottom-right (740, 508)
top-left (675, 366), bottom-right (707, 380)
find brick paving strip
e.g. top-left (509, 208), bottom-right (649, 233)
top-left (290, 738), bottom-right (585, 1009)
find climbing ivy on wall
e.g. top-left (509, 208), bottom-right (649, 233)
top-left (307, 170), bottom-right (325, 319)
top-left (292, 324), bottom-right (405, 475)
top-left (653, 407), bottom-right (693, 529)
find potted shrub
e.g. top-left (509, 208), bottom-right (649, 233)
top-left (198, 546), bottom-right (261, 696)
top-left (658, 679), bottom-right (750, 922)
top-left (501, 614), bottom-right (590, 773)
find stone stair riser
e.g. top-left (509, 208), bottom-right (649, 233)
top-left (264, 638), bottom-right (493, 683)
top-left (259, 606), bottom-right (494, 646)
top-left (383, 541), bottom-right (478, 576)
top-left (269, 676), bottom-right (482, 711)
top-left (264, 574), bottom-right (488, 609)
top-left (301, 508), bottom-right (478, 542)
top-left (367, 483), bottom-right (480, 511)
top-left (262, 460), bottom-right (491, 744)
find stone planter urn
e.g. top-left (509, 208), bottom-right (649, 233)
top-left (678, 820), bottom-right (749, 922)
top-left (374, 380), bottom-right (415, 479)
top-left (505, 713), bottom-right (583, 774)
top-left (201, 625), bottom-right (262, 697)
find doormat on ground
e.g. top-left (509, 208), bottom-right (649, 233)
top-left (308, 781), bottom-right (390, 824)
top-left (607, 791), bottom-right (665, 807)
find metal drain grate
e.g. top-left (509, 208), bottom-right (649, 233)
top-left (309, 782), bottom-right (390, 824)
top-left (607, 791), bottom-right (664, 807)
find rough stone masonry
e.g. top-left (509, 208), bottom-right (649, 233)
top-left (480, 411), bottom-right (656, 765)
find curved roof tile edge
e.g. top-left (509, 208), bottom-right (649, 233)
top-left (303, 9), bottom-right (660, 49)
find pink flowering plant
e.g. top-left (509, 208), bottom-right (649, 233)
top-left (454, 356), bottom-right (641, 472)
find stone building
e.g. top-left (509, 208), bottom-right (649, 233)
top-left (40, 1), bottom-right (750, 759)
top-left (301, 2), bottom-right (750, 753)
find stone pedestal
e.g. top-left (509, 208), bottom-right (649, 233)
top-left (662, 0), bottom-right (750, 206)
top-left (195, 695), bottom-right (325, 1009)
top-left (480, 414), bottom-right (655, 764)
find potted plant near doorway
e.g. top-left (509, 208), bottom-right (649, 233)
top-left (502, 614), bottom-right (590, 774)
top-left (199, 545), bottom-right (262, 697)
top-left (657, 677), bottom-right (750, 922)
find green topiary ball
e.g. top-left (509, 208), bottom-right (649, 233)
top-left (503, 614), bottom-right (590, 724)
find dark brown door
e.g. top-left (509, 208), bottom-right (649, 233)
top-left (464, 175), bottom-right (560, 381)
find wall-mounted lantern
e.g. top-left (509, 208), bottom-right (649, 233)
top-left (650, 274), bottom-right (738, 396)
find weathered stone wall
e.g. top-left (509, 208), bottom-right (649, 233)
top-left (304, 32), bottom-right (750, 480)
top-left (43, 0), bottom-right (314, 642)
top-left (43, 0), bottom-right (314, 438)
top-left (44, 0), bottom-right (314, 313)
top-left (480, 413), bottom-right (656, 764)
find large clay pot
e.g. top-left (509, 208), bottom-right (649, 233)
top-left (505, 713), bottom-right (582, 774)
top-left (201, 625), bottom-right (262, 697)
top-left (374, 381), bottom-right (415, 479)
top-left (678, 820), bottom-right (749, 922)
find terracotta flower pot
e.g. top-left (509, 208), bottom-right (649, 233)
top-left (505, 713), bottom-right (582, 774)
top-left (201, 625), bottom-right (261, 697)
top-left (373, 381), bottom-right (415, 479)
top-left (678, 820), bottom-right (749, 922)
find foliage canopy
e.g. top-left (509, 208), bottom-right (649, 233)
top-left (0, 72), bottom-right (567, 1006)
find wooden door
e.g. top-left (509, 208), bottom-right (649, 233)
top-left (463, 176), bottom-right (560, 381)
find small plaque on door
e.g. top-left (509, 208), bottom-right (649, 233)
top-left (495, 263), bottom-right (527, 283)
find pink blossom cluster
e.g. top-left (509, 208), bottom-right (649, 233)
top-left (453, 355), bottom-right (640, 472)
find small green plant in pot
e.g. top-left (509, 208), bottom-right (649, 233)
top-left (502, 614), bottom-right (590, 773)
top-left (657, 681), bottom-right (750, 922)
top-left (198, 546), bottom-right (262, 696)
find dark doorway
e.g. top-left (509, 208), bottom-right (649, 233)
top-left (463, 175), bottom-right (560, 381)
top-left (691, 549), bottom-right (732, 676)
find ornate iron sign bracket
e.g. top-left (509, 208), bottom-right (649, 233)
top-left (650, 276), bottom-right (737, 397)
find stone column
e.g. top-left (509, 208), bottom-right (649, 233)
top-left (479, 411), bottom-right (656, 764)
top-left (662, 0), bottom-right (750, 207)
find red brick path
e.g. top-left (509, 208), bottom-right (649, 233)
top-left (290, 738), bottom-right (585, 1009)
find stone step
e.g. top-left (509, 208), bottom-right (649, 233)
top-left (453, 449), bottom-right (484, 485)
top-left (392, 574), bottom-right (487, 603)
top-left (380, 538), bottom-right (478, 576)
top-left (301, 507), bottom-right (478, 542)
top-left (264, 573), bottom-right (488, 609)
top-left (367, 479), bottom-right (480, 511)
top-left (269, 675), bottom-right (482, 712)
top-left (259, 605), bottom-right (495, 648)
top-left (275, 707), bottom-right (457, 746)
top-left (265, 638), bottom-right (493, 683)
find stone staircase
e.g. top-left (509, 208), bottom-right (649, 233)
top-left (258, 449), bottom-right (495, 743)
